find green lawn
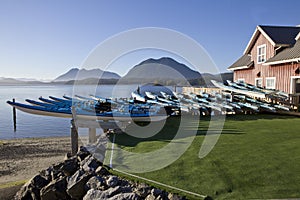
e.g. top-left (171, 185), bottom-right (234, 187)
top-left (106, 114), bottom-right (300, 199)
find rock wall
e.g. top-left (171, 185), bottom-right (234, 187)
top-left (14, 146), bottom-right (188, 200)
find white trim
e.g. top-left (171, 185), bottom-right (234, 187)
top-left (295, 32), bottom-right (300, 41)
top-left (290, 76), bottom-right (300, 94)
top-left (237, 78), bottom-right (245, 83)
top-left (257, 26), bottom-right (276, 46)
top-left (244, 26), bottom-right (275, 55)
top-left (263, 57), bottom-right (300, 65)
top-left (255, 78), bottom-right (263, 87)
top-left (266, 77), bottom-right (276, 89)
top-left (227, 66), bottom-right (249, 71)
top-left (257, 44), bottom-right (267, 64)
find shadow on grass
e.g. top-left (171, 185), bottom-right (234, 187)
top-left (110, 115), bottom-right (246, 148)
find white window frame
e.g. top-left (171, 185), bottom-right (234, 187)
top-left (266, 77), bottom-right (276, 89)
top-left (255, 78), bottom-right (263, 87)
top-left (290, 76), bottom-right (300, 94)
top-left (257, 44), bottom-right (266, 64)
top-left (237, 78), bottom-right (245, 83)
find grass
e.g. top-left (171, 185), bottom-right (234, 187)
top-left (105, 114), bottom-right (300, 199)
top-left (0, 180), bottom-right (27, 189)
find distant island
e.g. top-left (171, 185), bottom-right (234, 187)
top-left (0, 57), bottom-right (233, 86)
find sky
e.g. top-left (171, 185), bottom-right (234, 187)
top-left (1, 0), bottom-right (300, 80)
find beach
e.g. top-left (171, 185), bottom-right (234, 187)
top-left (0, 137), bottom-right (71, 199)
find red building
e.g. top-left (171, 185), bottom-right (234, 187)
top-left (228, 25), bottom-right (300, 95)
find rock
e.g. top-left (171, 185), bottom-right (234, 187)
top-left (81, 155), bottom-right (102, 172)
top-left (83, 189), bottom-right (102, 200)
top-left (64, 152), bottom-right (72, 160)
top-left (14, 181), bottom-right (32, 200)
top-left (77, 146), bottom-right (90, 162)
top-left (168, 193), bottom-right (183, 200)
top-left (66, 169), bottom-right (92, 199)
top-left (61, 157), bottom-right (78, 176)
top-left (85, 176), bottom-right (105, 190)
top-left (83, 186), bottom-right (124, 200)
top-left (50, 163), bottom-right (64, 180)
top-left (40, 177), bottom-right (69, 200)
top-left (106, 175), bottom-right (119, 187)
top-left (99, 186), bottom-right (123, 199)
top-left (31, 174), bottom-right (49, 190)
top-left (107, 192), bottom-right (140, 200)
top-left (151, 188), bottom-right (162, 197)
top-left (135, 183), bottom-right (151, 198)
top-left (95, 166), bottom-right (110, 176)
top-left (145, 194), bottom-right (156, 200)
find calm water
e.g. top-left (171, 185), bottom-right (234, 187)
top-left (0, 84), bottom-right (139, 139)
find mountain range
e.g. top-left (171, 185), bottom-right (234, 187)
top-left (53, 68), bottom-right (120, 82)
top-left (0, 57), bottom-right (232, 86)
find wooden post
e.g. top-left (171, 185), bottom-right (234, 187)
top-left (71, 106), bottom-right (78, 155)
top-left (89, 128), bottom-right (96, 143)
top-left (13, 98), bottom-right (17, 132)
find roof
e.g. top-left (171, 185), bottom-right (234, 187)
top-left (264, 40), bottom-right (300, 65)
top-left (244, 25), bottom-right (300, 54)
top-left (228, 54), bottom-right (254, 71)
top-left (260, 25), bottom-right (300, 45)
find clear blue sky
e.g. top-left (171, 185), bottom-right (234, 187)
top-left (1, 0), bottom-right (300, 80)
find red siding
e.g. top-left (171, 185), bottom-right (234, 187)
top-left (233, 32), bottom-right (300, 94)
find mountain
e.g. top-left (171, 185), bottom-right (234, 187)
top-left (53, 68), bottom-right (121, 82)
top-left (120, 57), bottom-right (201, 84)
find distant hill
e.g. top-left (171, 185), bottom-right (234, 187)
top-left (119, 57), bottom-right (201, 84)
top-left (53, 68), bottom-right (121, 82)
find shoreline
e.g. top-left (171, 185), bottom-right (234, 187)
top-left (0, 136), bottom-right (71, 186)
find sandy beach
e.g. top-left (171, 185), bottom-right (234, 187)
top-left (0, 137), bottom-right (72, 199)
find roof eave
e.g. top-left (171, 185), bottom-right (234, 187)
top-left (243, 26), bottom-right (276, 54)
top-left (227, 65), bottom-right (250, 71)
top-left (263, 57), bottom-right (300, 66)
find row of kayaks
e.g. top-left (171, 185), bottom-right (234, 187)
top-left (7, 80), bottom-right (292, 121)
top-left (7, 95), bottom-right (169, 122)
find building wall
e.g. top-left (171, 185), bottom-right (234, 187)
top-left (233, 32), bottom-right (300, 94)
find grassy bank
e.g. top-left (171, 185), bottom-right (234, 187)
top-left (107, 114), bottom-right (300, 199)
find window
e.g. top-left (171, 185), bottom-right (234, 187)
top-left (257, 44), bottom-right (266, 63)
top-left (237, 78), bottom-right (245, 83)
top-left (266, 77), bottom-right (276, 89)
top-left (255, 78), bottom-right (263, 87)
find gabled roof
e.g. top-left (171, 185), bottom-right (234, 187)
top-left (264, 40), bottom-right (300, 65)
top-left (228, 54), bottom-right (254, 71)
top-left (244, 25), bottom-right (300, 54)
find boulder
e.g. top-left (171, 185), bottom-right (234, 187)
top-left (81, 155), bottom-right (102, 172)
top-left (134, 183), bottom-right (151, 198)
top-left (61, 157), bottom-right (78, 176)
top-left (168, 193), bottom-right (183, 200)
top-left (106, 175), bottom-right (119, 187)
top-left (151, 188), bottom-right (162, 197)
top-left (95, 166), bottom-right (110, 176)
top-left (145, 194), bottom-right (156, 200)
top-left (40, 177), bottom-right (69, 200)
top-left (83, 189), bottom-right (102, 200)
top-left (66, 169), bottom-right (92, 199)
top-left (107, 192), bottom-right (140, 200)
top-left (77, 146), bottom-right (90, 162)
top-left (85, 176), bottom-right (105, 190)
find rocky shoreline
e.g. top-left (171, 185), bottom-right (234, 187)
top-left (15, 146), bottom-right (190, 200)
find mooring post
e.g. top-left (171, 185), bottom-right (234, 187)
top-left (89, 128), bottom-right (96, 143)
top-left (71, 106), bottom-right (78, 155)
top-left (13, 98), bottom-right (17, 132)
